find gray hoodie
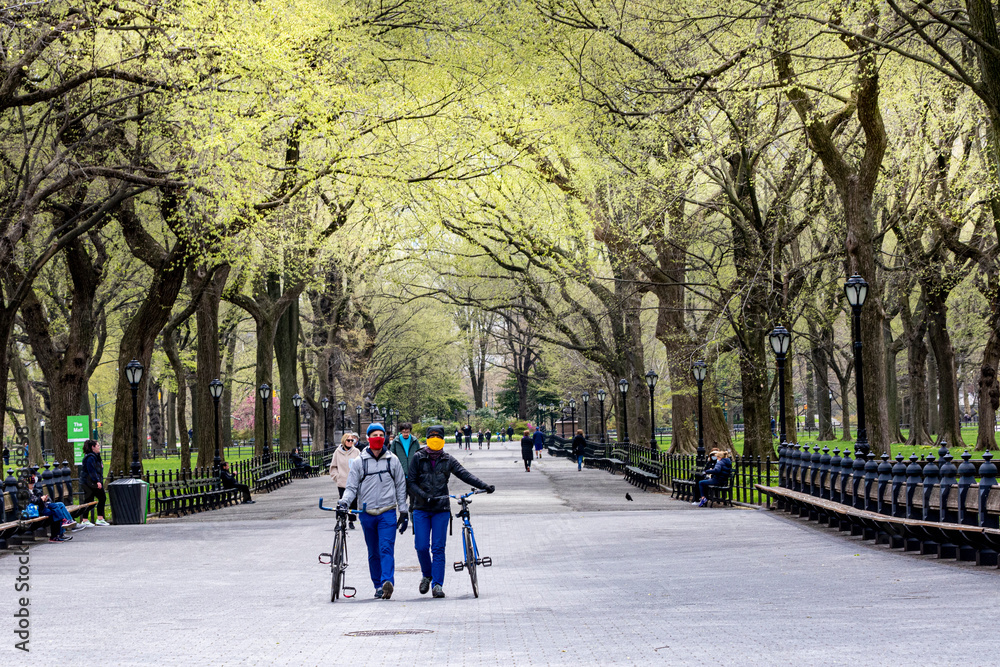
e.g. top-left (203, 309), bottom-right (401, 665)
top-left (341, 447), bottom-right (408, 515)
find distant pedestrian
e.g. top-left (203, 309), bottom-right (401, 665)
top-left (520, 430), bottom-right (534, 472)
top-left (455, 428), bottom-right (462, 445)
top-left (507, 425), bottom-right (514, 443)
top-left (485, 429), bottom-right (492, 449)
top-left (572, 429), bottom-right (586, 471)
top-left (462, 424), bottom-right (472, 450)
top-left (477, 429), bottom-right (484, 450)
top-left (2, 445), bottom-right (8, 465)
top-left (533, 426), bottom-right (545, 459)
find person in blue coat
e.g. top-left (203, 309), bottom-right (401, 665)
top-left (532, 426), bottom-right (545, 459)
top-left (696, 450), bottom-right (732, 507)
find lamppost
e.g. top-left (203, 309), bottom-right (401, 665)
top-left (769, 325), bottom-right (792, 452)
top-left (39, 419), bottom-right (45, 463)
top-left (210, 379), bottom-right (224, 473)
top-left (292, 394), bottom-right (302, 453)
top-left (559, 401), bottom-right (565, 437)
top-left (618, 379), bottom-right (630, 445)
top-left (581, 391), bottom-right (590, 439)
top-left (356, 406), bottom-right (363, 441)
top-left (646, 370), bottom-right (658, 452)
top-left (124, 359), bottom-right (144, 477)
top-left (338, 400), bottom-right (346, 440)
top-left (569, 398), bottom-right (576, 439)
top-left (321, 397), bottom-right (330, 453)
top-left (693, 361), bottom-right (707, 463)
top-left (597, 389), bottom-right (606, 444)
top-left (844, 273), bottom-right (870, 457)
top-left (259, 383), bottom-right (272, 459)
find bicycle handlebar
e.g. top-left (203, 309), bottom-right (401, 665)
top-left (318, 498), bottom-right (365, 514)
top-left (429, 488), bottom-right (488, 502)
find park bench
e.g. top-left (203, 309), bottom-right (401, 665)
top-left (703, 469), bottom-right (735, 507)
top-left (624, 455), bottom-right (665, 492)
top-left (671, 475), bottom-right (698, 502)
top-left (583, 442), bottom-right (606, 469)
top-left (152, 476), bottom-right (239, 517)
top-left (251, 461), bottom-right (291, 493)
top-left (606, 448), bottom-right (629, 475)
top-left (0, 499), bottom-right (98, 548)
top-left (757, 484), bottom-right (1000, 566)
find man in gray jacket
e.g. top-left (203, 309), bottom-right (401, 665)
top-left (339, 423), bottom-right (408, 600)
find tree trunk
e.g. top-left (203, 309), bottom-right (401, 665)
top-left (222, 328), bottom-right (237, 453)
top-left (906, 330), bottom-right (934, 448)
top-left (811, 336), bottom-right (835, 441)
top-left (928, 342), bottom-right (940, 437)
top-left (839, 377), bottom-right (852, 442)
top-left (885, 322), bottom-right (904, 443)
top-left (783, 353), bottom-right (797, 445)
top-left (192, 264), bottom-right (229, 468)
top-left (805, 355), bottom-right (816, 432)
top-left (167, 391), bottom-right (177, 455)
top-left (163, 330), bottom-right (191, 469)
top-left (147, 378), bottom-right (163, 458)
top-left (927, 290), bottom-right (965, 447)
top-left (978, 326), bottom-right (1000, 449)
top-left (272, 273), bottom-right (300, 452)
top-left (740, 331), bottom-right (774, 457)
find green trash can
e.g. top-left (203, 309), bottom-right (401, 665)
top-left (107, 477), bottom-right (149, 525)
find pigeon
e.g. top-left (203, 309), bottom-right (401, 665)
top-left (625, 493), bottom-right (633, 501)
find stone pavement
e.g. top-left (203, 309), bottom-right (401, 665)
top-left (3, 440), bottom-right (999, 666)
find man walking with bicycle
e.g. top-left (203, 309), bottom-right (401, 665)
top-left (339, 423), bottom-right (408, 600)
top-left (407, 425), bottom-right (495, 598)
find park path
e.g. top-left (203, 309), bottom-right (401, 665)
top-left (3, 440), bottom-right (999, 665)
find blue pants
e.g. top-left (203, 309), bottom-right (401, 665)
top-left (698, 479), bottom-right (718, 499)
top-left (359, 510), bottom-right (397, 590)
top-left (413, 509), bottom-right (450, 587)
top-left (47, 502), bottom-right (72, 523)
top-left (577, 455), bottom-right (583, 470)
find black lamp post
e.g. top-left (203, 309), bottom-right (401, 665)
top-left (645, 370), bottom-right (658, 452)
top-left (292, 393), bottom-right (302, 453)
top-left (559, 401), bottom-right (565, 438)
top-left (356, 406), bottom-right (363, 441)
top-left (581, 392), bottom-right (590, 439)
top-left (769, 325), bottom-right (792, 451)
top-left (210, 378), bottom-right (224, 473)
top-left (259, 383), bottom-right (272, 459)
top-left (845, 273), bottom-right (870, 457)
top-left (124, 359), bottom-right (144, 477)
top-left (40, 419), bottom-right (45, 463)
top-left (597, 389), bottom-right (606, 444)
top-left (692, 361), bottom-right (707, 462)
top-left (569, 398), bottom-right (576, 438)
top-left (618, 379), bottom-right (630, 445)
top-left (321, 397), bottom-right (330, 453)
top-left (338, 400), bottom-right (346, 440)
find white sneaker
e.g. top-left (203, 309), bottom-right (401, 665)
top-left (78, 519), bottom-right (94, 527)
top-left (73, 523), bottom-right (88, 531)
top-left (95, 519), bottom-right (110, 526)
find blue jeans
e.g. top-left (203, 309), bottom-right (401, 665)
top-left (698, 479), bottom-right (719, 499)
top-left (359, 510), bottom-right (397, 590)
top-left (47, 502), bottom-right (72, 523)
top-left (577, 455), bottom-right (583, 470)
top-left (413, 509), bottom-right (450, 587)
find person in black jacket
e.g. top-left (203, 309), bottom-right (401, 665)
top-left (220, 461), bottom-right (254, 504)
top-left (407, 425), bottom-right (495, 598)
top-left (80, 439), bottom-right (109, 526)
top-left (571, 429), bottom-right (586, 471)
top-left (462, 424), bottom-right (472, 450)
top-left (520, 430), bottom-right (534, 472)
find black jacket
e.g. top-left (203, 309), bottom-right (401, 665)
top-left (220, 469), bottom-right (239, 488)
top-left (572, 434), bottom-right (586, 457)
top-left (520, 436), bottom-right (534, 460)
top-left (82, 452), bottom-right (103, 488)
top-left (407, 447), bottom-right (487, 513)
top-left (462, 425), bottom-right (472, 437)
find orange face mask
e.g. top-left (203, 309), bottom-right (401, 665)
top-left (427, 437), bottom-right (444, 451)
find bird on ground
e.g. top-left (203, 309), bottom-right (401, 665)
top-left (625, 493), bottom-right (633, 501)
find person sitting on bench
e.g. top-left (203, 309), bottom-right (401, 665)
top-left (220, 461), bottom-right (254, 504)
top-left (695, 450), bottom-right (732, 508)
top-left (28, 475), bottom-right (73, 542)
top-left (291, 448), bottom-right (310, 471)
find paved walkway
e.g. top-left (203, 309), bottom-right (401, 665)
top-left (3, 441), bottom-right (999, 665)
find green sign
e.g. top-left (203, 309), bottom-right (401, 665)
top-left (68, 415), bottom-right (90, 464)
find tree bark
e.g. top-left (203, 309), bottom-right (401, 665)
top-left (272, 273), bottom-right (300, 452)
top-left (147, 378), bottom-right (163, 457)
top-left (927, 289), bottom-right (965, 447)
top-left (192, 264), bottom-right (230, 468)
top-left (928, 341), bottom-right (940, 437)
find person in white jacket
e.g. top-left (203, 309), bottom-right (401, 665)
top-left (329, 432), bottom-right (361, 529)
top-left (339, 423), bottom-right (408, 600)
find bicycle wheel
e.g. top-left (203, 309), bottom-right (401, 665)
top-left (465, 528), bottom-right (478, 598)
top-left (331, 531), bottom-right (344, 602)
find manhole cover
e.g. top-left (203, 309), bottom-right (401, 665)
top-left (344, 629), bottom-right (433, 637)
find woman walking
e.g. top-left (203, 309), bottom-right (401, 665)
top-left (79, 440), bottom-right (108, 527)
top-left (520, 430), bottom-right (534, 472)
top-left (329, 432), bottom-right (362, 529)
top-left (572, 429), bottom-right (586, 471)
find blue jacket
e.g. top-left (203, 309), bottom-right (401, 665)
top-left (532, 430), bottom-right (545, 448)
top-left (706, 457), bottom-right (732, 483)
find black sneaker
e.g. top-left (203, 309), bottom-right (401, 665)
top-left (432, 585), bottom-right (445, 598)
top-left (381, 581), bottom-right (393, 600)
top-left (419, 577), bottom-right (431, 595)
top-left (374, 588), bottom-right (383, 599)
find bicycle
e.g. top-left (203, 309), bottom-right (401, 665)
top-left (318, 498), bottom-right (364, 602)
top-left (447, 489), bottom-right (492, 598)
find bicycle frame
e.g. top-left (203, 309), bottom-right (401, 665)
top-left (318, 498), bottom-right (364, 600)
top-left (449, 490), bottom-right (493, 570)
